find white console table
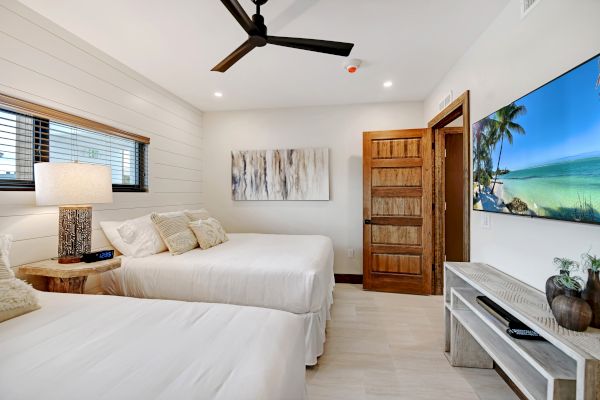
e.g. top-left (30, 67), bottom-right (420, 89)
top-left (444, 262), bottom-right (600, 400)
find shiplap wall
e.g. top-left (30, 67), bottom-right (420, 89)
top-left (0, 0), bottom-right (203, 287)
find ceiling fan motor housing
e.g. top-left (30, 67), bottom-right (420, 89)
top-left (251, 13), bottom-right (268, 46)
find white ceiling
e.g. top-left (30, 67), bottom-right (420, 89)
top-left (19, 0), bottom-right (508, 112)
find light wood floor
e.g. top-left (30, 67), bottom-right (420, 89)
top-left (307, 284), bottom-right (519, 400)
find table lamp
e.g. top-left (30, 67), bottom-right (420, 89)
top-left (34, 162), bottom-right (113, 264)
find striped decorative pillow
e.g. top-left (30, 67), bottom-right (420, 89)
top-left (150, 212), bottom-right (198, 255)
top-left (0, 234), bottom-right (15, 281)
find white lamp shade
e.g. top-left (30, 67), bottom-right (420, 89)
top-left (34, 163), bottom-right (113, 206)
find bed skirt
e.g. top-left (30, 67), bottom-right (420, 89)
top-left (303, 273), bottom-right (334, 365)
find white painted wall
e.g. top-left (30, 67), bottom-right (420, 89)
top-left (424, 0), bottom-right (600, 290)
top-left (202, 103), bottom-right (423, 275)
top-left (0, 0), bottom-right (203, 289)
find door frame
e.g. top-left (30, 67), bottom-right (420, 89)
top-left (428, 91), bottom-right (471, 295)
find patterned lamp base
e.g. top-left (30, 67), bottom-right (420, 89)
top-left (58, 205), bottom-right (92, 264)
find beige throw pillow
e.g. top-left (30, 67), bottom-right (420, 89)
top-left (189, 218), bottom-right (229, 250)
top-left (184, 209), bottom-right (211, 222)
top-left (0, 235), bottom-right (40, 323)
top-left (151, 212), bottom-right (198, 255)
top-left (0, 279), bottom-right (40, 323)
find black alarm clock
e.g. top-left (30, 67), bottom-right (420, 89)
top-left (82, 250), bottom-right (114, 263)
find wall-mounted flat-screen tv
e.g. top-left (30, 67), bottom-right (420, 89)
top-left (473, 53), bottom-right (600, 224)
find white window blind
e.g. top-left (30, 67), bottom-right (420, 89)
top-left (0, 106), bottom-right (148, 191)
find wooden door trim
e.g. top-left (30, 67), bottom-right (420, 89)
top-left (422, 127), bottom-right (434, 295)
top-left (440, 127), bottom-right (463, 135)
top-left (428, 91), bottom-right (471, 295)
top-left (427, 92), bottom-right (469, 129)
top-left (363, 133), bottom-right (373, 289)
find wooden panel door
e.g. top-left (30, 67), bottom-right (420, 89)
top-left (363, 129), bottom-right (433, 294)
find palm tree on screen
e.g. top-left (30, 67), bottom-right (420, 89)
top-left (490, 102), bottom-right (527, 193)
top-left (473, 117), bottom-right (494, 191)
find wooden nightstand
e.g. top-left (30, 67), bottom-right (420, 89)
top-left (18, 257), bottom-right (121, 294)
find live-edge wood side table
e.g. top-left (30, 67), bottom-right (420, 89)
top-left (18, 257), bottom-right (121, 294)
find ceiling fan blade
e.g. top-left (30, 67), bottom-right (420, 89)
top-left (267, 36), bottom-right (354, 57)
top-left (211, 39), bottom-right (256, 73)
top-left (219, 0), bottom-right (257, 34)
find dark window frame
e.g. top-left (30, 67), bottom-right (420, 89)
top-left (0, 101), bottom-right (149, 192)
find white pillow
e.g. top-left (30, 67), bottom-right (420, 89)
top-left (100, 221), bottom-right (130, 256)
top-left (0, 234), bottom-right (15, 280)
top-left (100, 215), bottom-right (167, 257)
top-left (117, 215), bottom-right (167, 257)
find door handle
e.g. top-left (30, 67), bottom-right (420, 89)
top-left (364, 219), bottom-right (372, 225)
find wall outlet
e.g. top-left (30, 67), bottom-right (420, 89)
top-left (481, 214), bottom-right (492, 230)
top-left (346, 248), bottom-right (355, 258)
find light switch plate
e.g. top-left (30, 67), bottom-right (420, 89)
top-left (481, 214), bottom-right (491, 229)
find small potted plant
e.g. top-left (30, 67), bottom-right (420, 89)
top-left (581, 252), bottom-right (600, 328)
top-left (551, 275), bottom-right (592, 332)
top-left (546, 257), bottom-right (579, 307)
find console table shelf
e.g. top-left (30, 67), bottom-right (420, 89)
top-left (445, 262), bottom-right (600, 400)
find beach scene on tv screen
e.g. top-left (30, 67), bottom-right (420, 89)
top-left (473, 54), bottom-right (600, 224)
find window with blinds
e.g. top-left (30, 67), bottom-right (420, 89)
top-left (0, 104), bottom-right (148, 191)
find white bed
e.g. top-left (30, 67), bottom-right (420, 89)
top-left (0, 291), bottom-right (306, 400)
top-left (101, 233), bottom-right (335, 365)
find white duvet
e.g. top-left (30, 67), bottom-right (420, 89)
top-left (102, 233), bottom-right (334, 315)
top-left (0, 292), bottom-right (306, 400)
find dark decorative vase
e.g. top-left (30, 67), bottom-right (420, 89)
top-left (551, 289), bottom-right (592, 332)
top-left (582, 269), bottom-right (600, 328)
top-left (545, 270), bottom-right (569, 307)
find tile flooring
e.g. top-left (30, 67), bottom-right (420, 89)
top-left (306, 284), bottom-right (519, 400)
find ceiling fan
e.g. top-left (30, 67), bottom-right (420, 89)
top-left (212, 0), bottom-right (355, 72)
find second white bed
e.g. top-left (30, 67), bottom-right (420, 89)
top-left (102, 233), bottom-right (335, 365)
top-left (0, 292), bottom-right (306, 400)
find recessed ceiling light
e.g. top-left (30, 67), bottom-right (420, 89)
top-left (214, 92), bottom-right (223, 98)
top-left (383, 81), bottom-right (393, 88)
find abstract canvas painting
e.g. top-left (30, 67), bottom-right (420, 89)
top-left (232, 148), bottom-right (329, 201)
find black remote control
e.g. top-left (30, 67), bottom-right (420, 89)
top-left (507, 328), bottom-right (546, 341)
top-left (476, 296), bottom-right (546, 341)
